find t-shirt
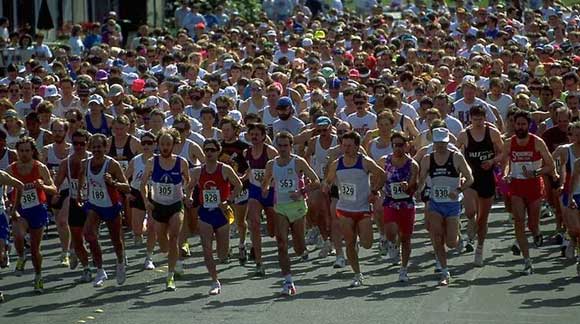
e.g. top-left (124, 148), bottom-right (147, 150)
top-left (273, 116), bottom-right (305, 136)
top-left (452, 97), bottom-right (497, 125)
top-left (486, 94), bottom-right (513, 121)
top-left (346, 111), bottom-right (377, 136)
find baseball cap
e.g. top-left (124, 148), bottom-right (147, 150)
top-left (108, 84), bottom-right (124, 97)
top-left (277, 96), bottom-right (293, 108)
top-left (88, 94), bottom-right (104, 106)
top-left (131, 79), bottom-right (145, 93)
top-left (349, 69), bottom-right (360, 78)
top-left (144, 96), bottom-right (160, 108)
top-left (315, 116), bottom-right (332, 126)
top-left (164, 64), bottom-right (178, 78)
top-left (329, 78), bottom-right (342, 89)
top-left (43, 85), bottom-right (61, 99)
top-left (432, 128), bottom-right (450, 143)
top-left (96, 69), bottom-right (109, 81)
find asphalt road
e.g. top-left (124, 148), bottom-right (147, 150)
top-left (1, 203), bottom-right (579, 324)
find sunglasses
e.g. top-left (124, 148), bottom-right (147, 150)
top-left (141, 140), bottom-right (154, 146)
top-left (216, 106), bottom-right (228, 110)
top-left (204, 147), bottom-right (218, 153)
top-left (392, 142), bottom-right (405, 148)
top-left (354, 101), bottom-right (366, 106)
top-left (72, 141), bottom-right (86, 146)
top-left (67, 119), bottom-right (77, 123)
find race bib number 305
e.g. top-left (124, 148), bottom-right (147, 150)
top-left (252, 169), bottom-right (265, 183)
top-left (340, 183), bottom-right (357, 201)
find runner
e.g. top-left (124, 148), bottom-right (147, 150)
top-left (502, 110), bottom-right (555, 275)
top-left (190, 138), bottom-right (243, 295)
top-left (9, 136), bottom-right (57, 293)
top-left (125, 132), bottom-right (157, 270)
top-left (378, 131), bottom-right (419, 282)
top-left (0, 166), bottom-right (23, 273)
top-left (261, 131), bottom-right (319, 295)
top-left (78, 134), bottom-right (130, 287)
top-left (141, 129), bottom-right (191, 291)
top-left (456, 105), bottom-right (503, 266)
top-left (0, 129), bottom-right (17, 170)
top-left (564, 122), bottom-right (580, 276)
top-left (243, 122), bottom-right (278, 275)
top-left (84, 94), bottom-right (113, 136)
top-left (41, 118), bottom-right (71, 267)
top-left (54, 129), bottom-right (92, 282)
top-left (418, 128), bottom-right (473, 285)
top-left (324, 131), bottom-right (385, 287)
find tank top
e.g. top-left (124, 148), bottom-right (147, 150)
top-left (370, 137), bottom-right (393, 161)
top-left (245, 146), bottom-right (269, 187)
top-left (175, 139), bottom-right (196, 169)
top-left (563, 144), bottom-right (580, 195)
top-left (248, 97), bottom-right (267, 115)
top-left (46, 143), bottom-right (71, 191)
top-left (261, 107), bottom-right (277, 137)
top-left (130, 153), bottom-right (148, 190)
top-left (86, 156), bottom-right (120, 207)
top-left (0, 183), bottom-right (4, 213)
top-left (11, 160), bottom-right (47, 209)
top-left (67, 153), bottom-right (90, 200)
top-left (393, 114), bottom-right (406, 132)
top-left (219, 140), bottom-right (249, 175)
top-left (273, 156), bottom-right (303, 204)
top-left (33, 129), bottom-right (49, 152)
top-left (151, 155), bottom-right (184, 205)
top-left (312, 135), bottom-right (338, 178)
top-left (383, 154), bottom-right (414, 208)
top-left (509, 134), bottom-right (543, 180)
top-left (0, 149), bottom-right (11, 170)
top-left (85, 113), bottom-right (111, 136)
top-left (428, 151), bottom-right (462, 203)
top-left (465, 126), bottom-right (495, 177)
top-left (197, 162), bottom-right (231, 209)
top-left (336, 154), bottom-right (371, 212)
top-left (108, 135), bottom-right (135, 172)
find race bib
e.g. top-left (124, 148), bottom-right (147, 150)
top-left (69, 179), bottom-right (87, 199)
top-left (119, 160), bottom-right (129, 172)
top-left (278, 179), bottom-right (295, 193)
top-left (90, 186), bottom-right (106, 202)
top-left (340, 183), bottom-right (357, 201)
top-left (432, 185), bottom-right (451, 202)
top-left (21, 188), bottom-right (40, 209)
top-left (234, 188), bottom-right (249, 203)
top-left (390, 182), bottom-right (409, 200)
top-left (252, 169), bottom-right (265, 183)
top-left (157, 183), bottom-right (174, 198)
top-left (203, 189), bottom-right (221, 208)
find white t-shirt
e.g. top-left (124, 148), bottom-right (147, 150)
top-left (486, 94), bottom-right (513, 121)
top-left (346, 111), bottom-right (377, 136)
top-left (401, 102), bottom-right (419, 120)
top-left (452, 97), bottom-right (496, 125)
top-left (272, 116), bottom-right (305, 136)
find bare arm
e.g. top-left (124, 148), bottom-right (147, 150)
top-left (223, 164), bottom-right (243, 199)
top-left (38, 163), bottom-right (57, 195)
top-left (0, 170), bottom-right (23, 190)
top-left (140, 158), bottom-right (154, 205)
top-left (454, 152), bottom-right (474, 190)
top-left (363, 155), bottom-right (386, 191)
top-left (107, 160), bottom-right (131, 194)
top-left (536, 137), bottom-right (556, 177)
top-left (296, 156), bottom-right (320, 192)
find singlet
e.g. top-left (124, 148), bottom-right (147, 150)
top-left (176, 139), bottom-right (198, 169)
top-left (11, 160), bottom-right (47, 209)
top-left (393, 114), bottom-right (406, 132)
top-left (336, 154), bottom-right (371, 212)
top-left (129, 154), bottom-right (148, 190)
top-left (85, 113), bottom-right (111, 136)
top-left (509, 134), bottom-right (543, 180)
top-left (151, 155), bottom-right (184, 205)
top-left (428, 151), bottom-right (462, 203)
top-left (465, 126), bottom-right (495, 177)
top-left (273, 156), bottom-right (303, 204)
top-left (67, 153), bottom-right (90, 200)
top-left (369, 137), bottom-right (393, 161)
top-left (45, 143), bottom-right (71, 191)
top-left (261, 107), bottom-right (277, 137)
top-left (0, 182), bottom-right (4, 213)
top-left (247, 97), bottom-right (267, 115)
top-left (563, 144), bottom-right (580, 195)
top-left (197, 163), bottom-right (231, 209)
top-left (108, 135), bottom-right (136, 172)
top-left (312, 135), bottom-right (338, 178)
top-left (86, 156), bottom-right (120, 207)
top-left (33, 129), bottom-right (49, 152)
top-left (383, 154), bottom-right (414, 208)
top-left (219, 140), bottom-right (250, 175)
top-left (245, 146), bottom-right (269, 187)
top-left (0, 149), bottom-right (11, 170)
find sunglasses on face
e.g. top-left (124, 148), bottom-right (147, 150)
top-left (216, 106), bottom-right (228, 110)
top-left (276, 106), bottom-right (289, 110)
top-left (72, 141), bottom-right (86, 146)
top-left (204, 147), bottom-right (218, 153)
top-left (392, 142), bottom-right (405, 148)
top-left (354, 101), bottom-right (366, 106)
top-left (141, 140), bottom-right (154, 146)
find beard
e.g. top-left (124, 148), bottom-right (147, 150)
top-left (278, 113), bottom-right (290, 120)
top-left (515, 129), bottom-right (528, 139)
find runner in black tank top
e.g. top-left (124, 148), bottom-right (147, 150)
top-left (465, 126), bottom-right (496, 198)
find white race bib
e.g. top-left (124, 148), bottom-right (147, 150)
top-left (390, 182), bottom-right (410, 200)
top-left (21, 188), bottom-right (40, 209)
top-left (234, 188), bottom-right (249, 203)
top-left (90, 186), bottom-right (106, 202)
top-left (252, 169), bottom-right (265, 183)
top-left (203, 189), bottom-right (221, 208)
top-left (340, 183), bottom-right (357, 201)
top-left (432, 185), bottom-right (451, 202)
top-left (158, 183), bottom-right (174, 199)
top-left (119, 161), bottom-right (129, 172)
top-left (278, 179), bottom-right (296, 193)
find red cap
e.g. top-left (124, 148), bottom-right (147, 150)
top-left (573, 56), bottom-right (580, 65)
top-left (349, 69), bottom-right (360, 78)
top-left (131, 79), bottom-right (145, 93)
top-left (343, 52), bottom-right (354, 62)
top-left (195, 22), bottom-right (205, 30)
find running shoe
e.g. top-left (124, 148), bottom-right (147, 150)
top-left (60, 253), bottom-right (70, 268)
top-left (398, 268), bottom-right (409, 283)
top-left (255, 263), bottom-right (266, 277)
top-left (565, 242), bottom-right (576, 260)
top-left (378, 237), bottom-right (387, 256)
top-left (15, 257), bottom-right (25, 275)
top-left (439, 271), bottom-right (451, 286)
top-left (281, 281), bottom-right (296, 296)
top-left (175, 260), bottom-right (184, 277)
top-left (434, 258), bottom-right (442, 274)
top-left (464, 240), bottom-right (475, 253)
top-left (166, 275), bottom-right (176, 291)
top-left (33, 277), bottom-right (44, 294)
top-left (387, 241), bottom-right (398, 261)
top-left (143, 257), bottom-right (155, 270)
top-left (116, 263), bottom-right (126, 285)
top-left (238, 244), bottom-right (247, 265)
top-left (533, 234), bottom-right (543, 248)
top-left (93, 269), bottom-right (108, 287)
top-left (540, 203), bottom-right (552, 219)
top-left (180, 242), bottom-right (191, 257)
top-left (554, 232), bottom-right (564, 246)
top-left (333, 255), bottom-right (346, 269)
top-left (456, 236), bottom-right (465, 254)
top-left (522, 259), bottom-right (534, 276)
top-left (301, 252), bottom-right (309, 262)
top-left (209, 281), bottom-right (221, 295)
top-left (474, 245), bottom-right (484, 267)
top-left (306, 227), bottom-right (320, 246)
top-left (0, 292), bottom-right (4, 303)
top-left (511, 241), bottom-right (521, 256)
top-left (350, 273), bottom-right (364, 287)
top-left (69, 253), bottom-right (79, 270)
top-left (318, 240), bottom-right (332, 258)
top-left (80, 268), bottom-right (92, 283)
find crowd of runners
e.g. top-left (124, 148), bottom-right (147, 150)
top-left (1, 0), bottom-right (580, 301)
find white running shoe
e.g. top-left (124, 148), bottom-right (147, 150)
top-left (522, 259), bottom-right (534, 276)
top-left (93, 269), bottom-right (108, 288)
top-left (143, 257), bottom-right (155, 270)
top-left (439, 271), bottom-right (451, 286)
top-left (333, 255), bottom-right (346, 269)
top-left (350, 273), bottom-right (364, 287)
top-left (209, 281), bottom-right (221, 295)
top-left (474, 245), bottom-right (484, 267)
top-left (398, 268), bottom-right (409, 283)
top-left (387, 241), bottom-right (398, 261)
top-left (116, 263), bottom-right (126, 285)
top-left (281, 281), bottom-right (296, 296)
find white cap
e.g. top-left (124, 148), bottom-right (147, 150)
top-left (432, 128), bottom-right (450, 143)
top-left (302, 38), bottom-right (313, 47)
top-left (44, 84), bottom-right (61, 99)
top-left (88, 94), bottom-right (104, 106)
top-left (514, 84), bottom-right (530, 95)
top-left (144, 96), bottom-right (160, 108)
top-left (164, 64), bottom-right (178, 78)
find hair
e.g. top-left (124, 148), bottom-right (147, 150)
top-left (50, 118), bottom-right (69, 132)
top-left (36, 101), bottom-right (54, 114)
top-left (469, 105), bottom-right (487, 117)
top-left (15, 136), bottom-right (39, 159)
top-left (377, 110), bottom-right (395, 124)
top-left (156, 128), bottom-right (181, 144)
top-left (219, 116), bottom-right (240, 132)
top-left (172, 114), bottom-right (191, 130)
top-left (203, 138), bottom-right (221, 151)
top-left (513, 110), bottom-right (532, 124)
top-left (390, 130), bottom-right (408, 143)
top-left (200, 106), bottom-right (217, 119)
top-left (140, 131), bottom-right (155, 141)
top-left (341, 130), bottom-right (361, 146)
top-left (72, 129), bottom-right (90, 142)
top-left (89, 133), bottom-right (108, 147)
top-left (570, 121), bottom-right (580, 131)
top-left (247, 122), bottom-right (267, 135)
top-left (275, 131), bottom-right (294, 146)
top-left (430, 119), bottom-right (447, 130)
top-left (113, 114), bottom-right (131, 126)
